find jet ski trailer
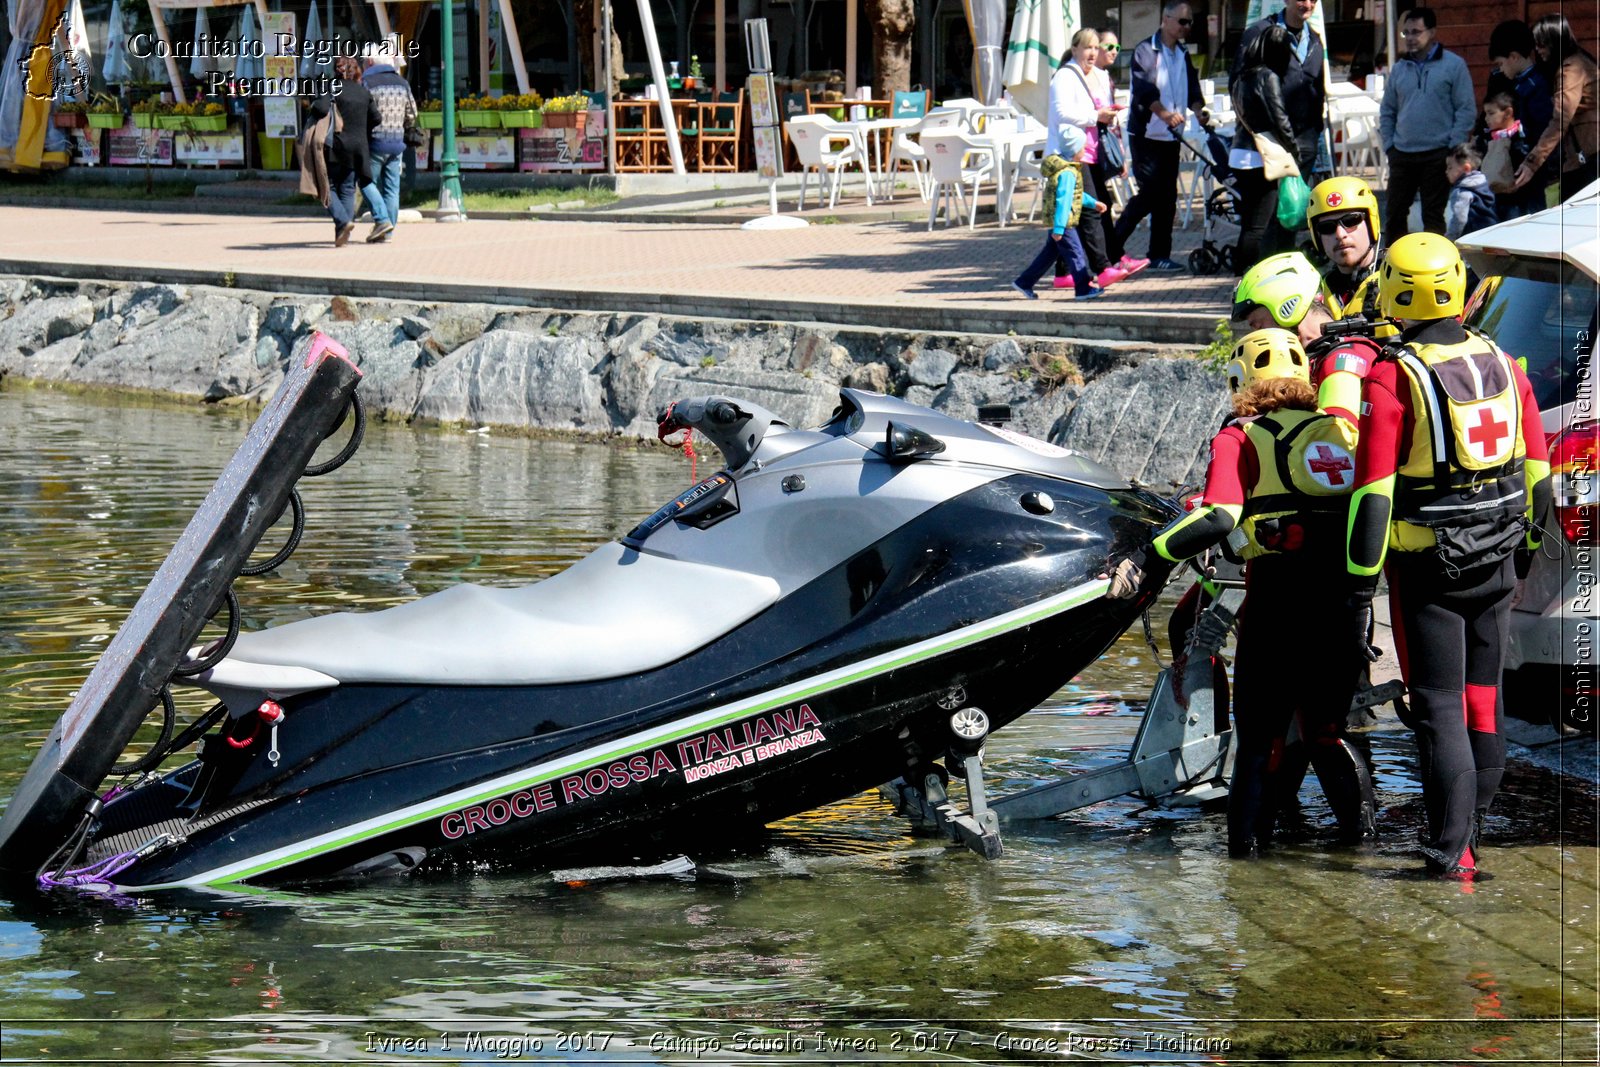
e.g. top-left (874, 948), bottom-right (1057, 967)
top-left (0, 346), bottom-right (1241, 891)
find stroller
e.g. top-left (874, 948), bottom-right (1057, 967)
top-left (1178, 127), bottom-right (1241, 276)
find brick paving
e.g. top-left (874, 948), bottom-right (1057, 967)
top-left (0, 199), bottom-right (1236, 345)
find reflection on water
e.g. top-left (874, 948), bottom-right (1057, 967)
top-left (0, 387), bottom-right (1593, 1063)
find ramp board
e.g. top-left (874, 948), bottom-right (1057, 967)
top-left (0, 334), bottom-right (361, 875)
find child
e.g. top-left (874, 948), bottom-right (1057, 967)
top-left (1445, 144), bottom-right (1498, 239)
top-left (1482, 92), bottom-right (1540, 220)
top-left (1012, 125), bottom-right (1106, 300)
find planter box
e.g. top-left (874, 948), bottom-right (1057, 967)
top-left (53, 112), bottom-right (87, 129)
top-left (498, 110), bottom-right (542, 128)
top-left (417, 111), bottom-right (444, 129)
top-left (132, 112), bottom-right (161, 128)
top-left (457, 110), bottom-right (499, 129)
top-left (544, 111), bottom-right (580, 128)
top-left (87, 112), bottom-right (124, 129)
top-left (161, 114), bottom-right (227, 133)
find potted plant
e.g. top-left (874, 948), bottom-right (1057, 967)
top-left (456, 94), bottom-right (499, 129)
top-left (181, 101), bottom-right (228, 133)
top-left (87, 94), bottom-right (124, 129)
top-left (131, 97), bottom-right (170, 129)
top-left (496, 92), bottom-right (543, 128)
top-left (542, 92), bottom-right (588, 128)
top-left (53, 100), bottom-right (87, 129)
top-left (685, 55), bottom-right (703, 92)
top-left (417, 99), bottom-right (444, 129)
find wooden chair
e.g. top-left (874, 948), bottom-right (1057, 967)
top-left (613, 100), bottom-right (655, 172)
top-left (891, 90), bottom-right (929, 119)
top-left (697, 89), bottom-right (744, 172)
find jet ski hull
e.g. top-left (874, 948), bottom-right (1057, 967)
top-left (91, 473), bottom-right (1173, 889)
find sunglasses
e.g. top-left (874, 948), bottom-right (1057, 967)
top-left (1313, 211), bottom-right (1369, 236)
top-left (1102, 44), bottom-right (1120, 51)
top-left (1175, 18), bottom-right (1194, 26)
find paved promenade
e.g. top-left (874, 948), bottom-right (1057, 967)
top-left (0, 203), bottom-right (1233, 345)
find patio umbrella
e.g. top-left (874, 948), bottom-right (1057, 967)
top-left (964, 0), bottom-right (1006, 106)
top-left (235, 6), bottom-right (264, 80)
top-left (300, 1), bottom-right (327, 79)
top-left (102, 0), bottom-right (131, 84)
top-left (190, 7), bottom-right (222, 81)
top-left (1002, 0), bottom-right (1075, 121)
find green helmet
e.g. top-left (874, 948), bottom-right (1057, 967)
top-left (1231, 252), bottom-right (1322, 329)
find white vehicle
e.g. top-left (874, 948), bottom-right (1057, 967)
top-left (1458, 183), bottom-right (1600, 734)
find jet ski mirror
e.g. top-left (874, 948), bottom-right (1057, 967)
top-left (883, 421), bottom-right (947, 463)
top-left (656, 396), bottom-right (779, 471)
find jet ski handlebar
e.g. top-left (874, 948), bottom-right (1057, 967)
top-left (656, 396), bottom-right (781, 471)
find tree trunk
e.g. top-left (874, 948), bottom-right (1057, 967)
top-left (868, 0), bottom-right (915, 95)
top-left (576, 0), bottom-right (626, 95)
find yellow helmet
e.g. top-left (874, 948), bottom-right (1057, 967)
top-left (1232, 252), bottom-right (1322, 328)
top-left (1377, 232), bottom-right (1467, 320)
top-left (1306, 176), bottom-right (1381, 243)
top-left (1224, 328), bottom-right (1310, 394)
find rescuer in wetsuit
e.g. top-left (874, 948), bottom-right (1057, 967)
top-left (1342, 233), bottom-right (1551, 877)
top-left (1306, 176), bottom-right (1386, 325)
top-left (1109, 328), bottom-right (1374, 857)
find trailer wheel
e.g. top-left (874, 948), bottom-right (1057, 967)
top-left (948, 707), bottom-right (990, 756)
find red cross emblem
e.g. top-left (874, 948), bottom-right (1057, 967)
top-left (1307, 443), bottom-right (1354, 487)
top-left (1326, 191), bottom-right (1344, 207)
top-left (1467, 407), bottom-right (1511, 459)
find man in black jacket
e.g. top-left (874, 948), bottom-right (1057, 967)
top-left (1236, 0), bottom-right (1326, 180)
top-left (1115, 1), bottom-right (1209, 272)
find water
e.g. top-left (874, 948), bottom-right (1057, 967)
top-left (0, 387), bottom-right (1593, 1063)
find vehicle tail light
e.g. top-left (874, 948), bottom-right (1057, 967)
top-left (1550, 421), bottom-right (1599, 545)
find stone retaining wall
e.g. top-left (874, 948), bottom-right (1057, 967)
top-left (0, 276), bottom-right (1228, 493)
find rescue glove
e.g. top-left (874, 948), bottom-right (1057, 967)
top-left (1347, 587), bottom-right (1382, 663)
top-left (1103, 546), bottom-right (1149, 600)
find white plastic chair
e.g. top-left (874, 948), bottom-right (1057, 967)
top-left (1366, 74), bottom-right (1385, 100)
top-left (1016, 143), bottom-right (1048, 222)
top-left (921, 130), bottom-right (998, 229)
top-left (968, 105), bottom-right (1019, 134)
top-left (885, 108), bottom-right (963, 201)
top-left (1331, 102), bottom-right (1383, 179)
top-left (787, 115), bottom-right (872, 209)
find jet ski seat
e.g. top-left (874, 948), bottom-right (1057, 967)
top-left (205, 543), bottom-right (781, 688)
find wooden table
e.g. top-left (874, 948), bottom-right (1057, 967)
top-left (809, 99), bottom-right (893, 120)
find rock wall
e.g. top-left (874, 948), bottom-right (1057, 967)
top-left (0, 276), bottom-right (1225, 493)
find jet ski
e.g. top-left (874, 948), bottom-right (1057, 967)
top-left (0, 343), bottom-right (1176, 891)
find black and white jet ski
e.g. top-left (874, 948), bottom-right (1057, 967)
top-left (0, 337), bottom-right (1176, 891)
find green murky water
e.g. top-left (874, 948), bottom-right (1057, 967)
top-left (0, 386), bottom-right (1593, 1064)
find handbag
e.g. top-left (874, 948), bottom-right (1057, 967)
top-left (403, 123), bottom-right (426, 148)
top-left (1067, 63), bottom-right (1124, 170)
top-left (1238, 109), bottom-right (1299, 182)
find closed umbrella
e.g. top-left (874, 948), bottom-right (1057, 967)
top-left (190, 7), bottom-right (221, 81)
top-left (61, 0), bottom-right (93, 97)
top-left (1003, 0), bottom-right (1075, 122)
top-left (235, 6), bottom-right (263, 80)
top-left (102, 0), bottom-right (131, 84)
top-left (964, 0), bottom-right (1006, 106)
top-left (300, 1), bottom-right (329, 79)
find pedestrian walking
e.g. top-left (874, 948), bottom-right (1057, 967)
top-left (363, 40), bottom-right (417, 243)
top-left (1049, 28), bottom-right (1122, 287)
top-left (307, 55), bottom-right (391, 247)
top-left (1011, 125), bottom-right (1106, 301)
top-left (1115, 0), bottom-right (1210, 273)
top-left (1091, 28), bottom-right (1148, 277)
top-left (1379, 8), bottom-right (1476, 238)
